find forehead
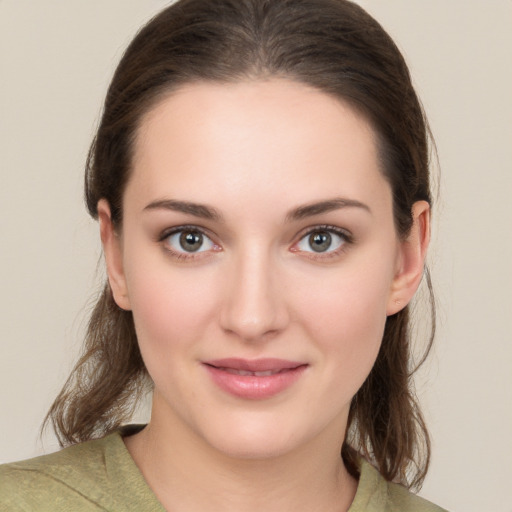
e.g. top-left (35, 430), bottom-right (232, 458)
top-left (128, 79), bottom-right (390, 216)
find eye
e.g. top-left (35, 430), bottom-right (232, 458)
top-left (163, 228), bottom-right (216, 254)
top-left (295, 228), bottom-right (348, 254)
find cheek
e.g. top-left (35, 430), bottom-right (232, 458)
top-left (297, 259), bottom-right (391, 334)
top-left (124, 256), bottom-right (219, 355)
top-left (292, 257), bottom-right (393, 381)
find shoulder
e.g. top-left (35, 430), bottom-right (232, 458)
top-left (349, 459), bottom-right (449, 512)
top-left (0, 428), bottom-right (163, 511)
top-left (1, 433), bottom-right (114, 478)
top-left (0, 435), bottom-right (114, 511)
top-left (385, 480), bottom-right (448, 512)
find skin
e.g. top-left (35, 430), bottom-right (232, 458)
top-left (99, 79), bottom-right (429, 512)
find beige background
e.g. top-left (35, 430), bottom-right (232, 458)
top-left (1, 1), bottom-right (511, 511)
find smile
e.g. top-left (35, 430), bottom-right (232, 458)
top-left (217, 367), bottom-right (292, 377)
top-left (203, 358), bottom-right (308, 400)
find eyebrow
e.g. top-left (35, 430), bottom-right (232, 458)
top-left (143, 199), bottom-right (223, 221)
top-left (285, 197), bottom-right (371, 222)
top-left (143, 197), bottom-right (371, 222)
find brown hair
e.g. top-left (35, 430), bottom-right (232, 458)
top-left (45, 0), bottom-right (435, 489)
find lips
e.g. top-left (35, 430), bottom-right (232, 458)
top-left (220, 367), bottom-right (288, 377)
top-left (203, 358), bottom-right (307, 399)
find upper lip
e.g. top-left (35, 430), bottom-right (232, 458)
top-left (203, 358), bottom-right (306, 372)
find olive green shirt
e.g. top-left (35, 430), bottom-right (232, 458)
top-left (0, 429), bottom-right (447, 511)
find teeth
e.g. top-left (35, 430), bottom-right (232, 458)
top-left (222, 367), bottom-right (281, 376)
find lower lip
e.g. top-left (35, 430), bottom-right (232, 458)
top-left (203, 364), bottom-right (307, 400)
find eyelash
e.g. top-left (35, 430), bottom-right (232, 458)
top-left (292, 224), bottom-right (354, 261)
top-left (157, 224), bottom-right (354, 262)
top-left (158, 225), bottom-right (220, 261)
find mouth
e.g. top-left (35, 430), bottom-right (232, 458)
top-left (214, 367), bottom-right (291, 377)
top-left (202, 358), bottom-right (308, 399)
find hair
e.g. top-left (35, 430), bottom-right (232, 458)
top-left (45, 0), bottom-right (436, 490)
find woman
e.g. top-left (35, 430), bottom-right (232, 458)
top-left (0, 0), bottom-right (447, 510)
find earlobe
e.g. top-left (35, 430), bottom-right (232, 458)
top-left (97, 199), bottom-right (131, 311)
top-left (386, 200), bottom-right (430, 316)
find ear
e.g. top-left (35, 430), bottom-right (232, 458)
top-left (97, 199), bottom-right (131, 311)
top-left (386, 200), bottom-right (430, 316)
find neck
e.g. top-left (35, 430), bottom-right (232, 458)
top-left (125, 398), bottom-right (357, 512)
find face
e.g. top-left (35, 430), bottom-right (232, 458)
top-left (100, 79), bottom-right (428, 459)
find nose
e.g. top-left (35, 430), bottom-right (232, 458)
top-left (219, 247), bottom-right (289, 342)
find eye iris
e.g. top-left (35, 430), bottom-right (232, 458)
top-left (179, 231), bottom-right (203, 252)
top-left (309, 232), bottom-right (332, 252)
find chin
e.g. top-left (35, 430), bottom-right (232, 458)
top-left (192, 410), bottom-right (328, 461)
